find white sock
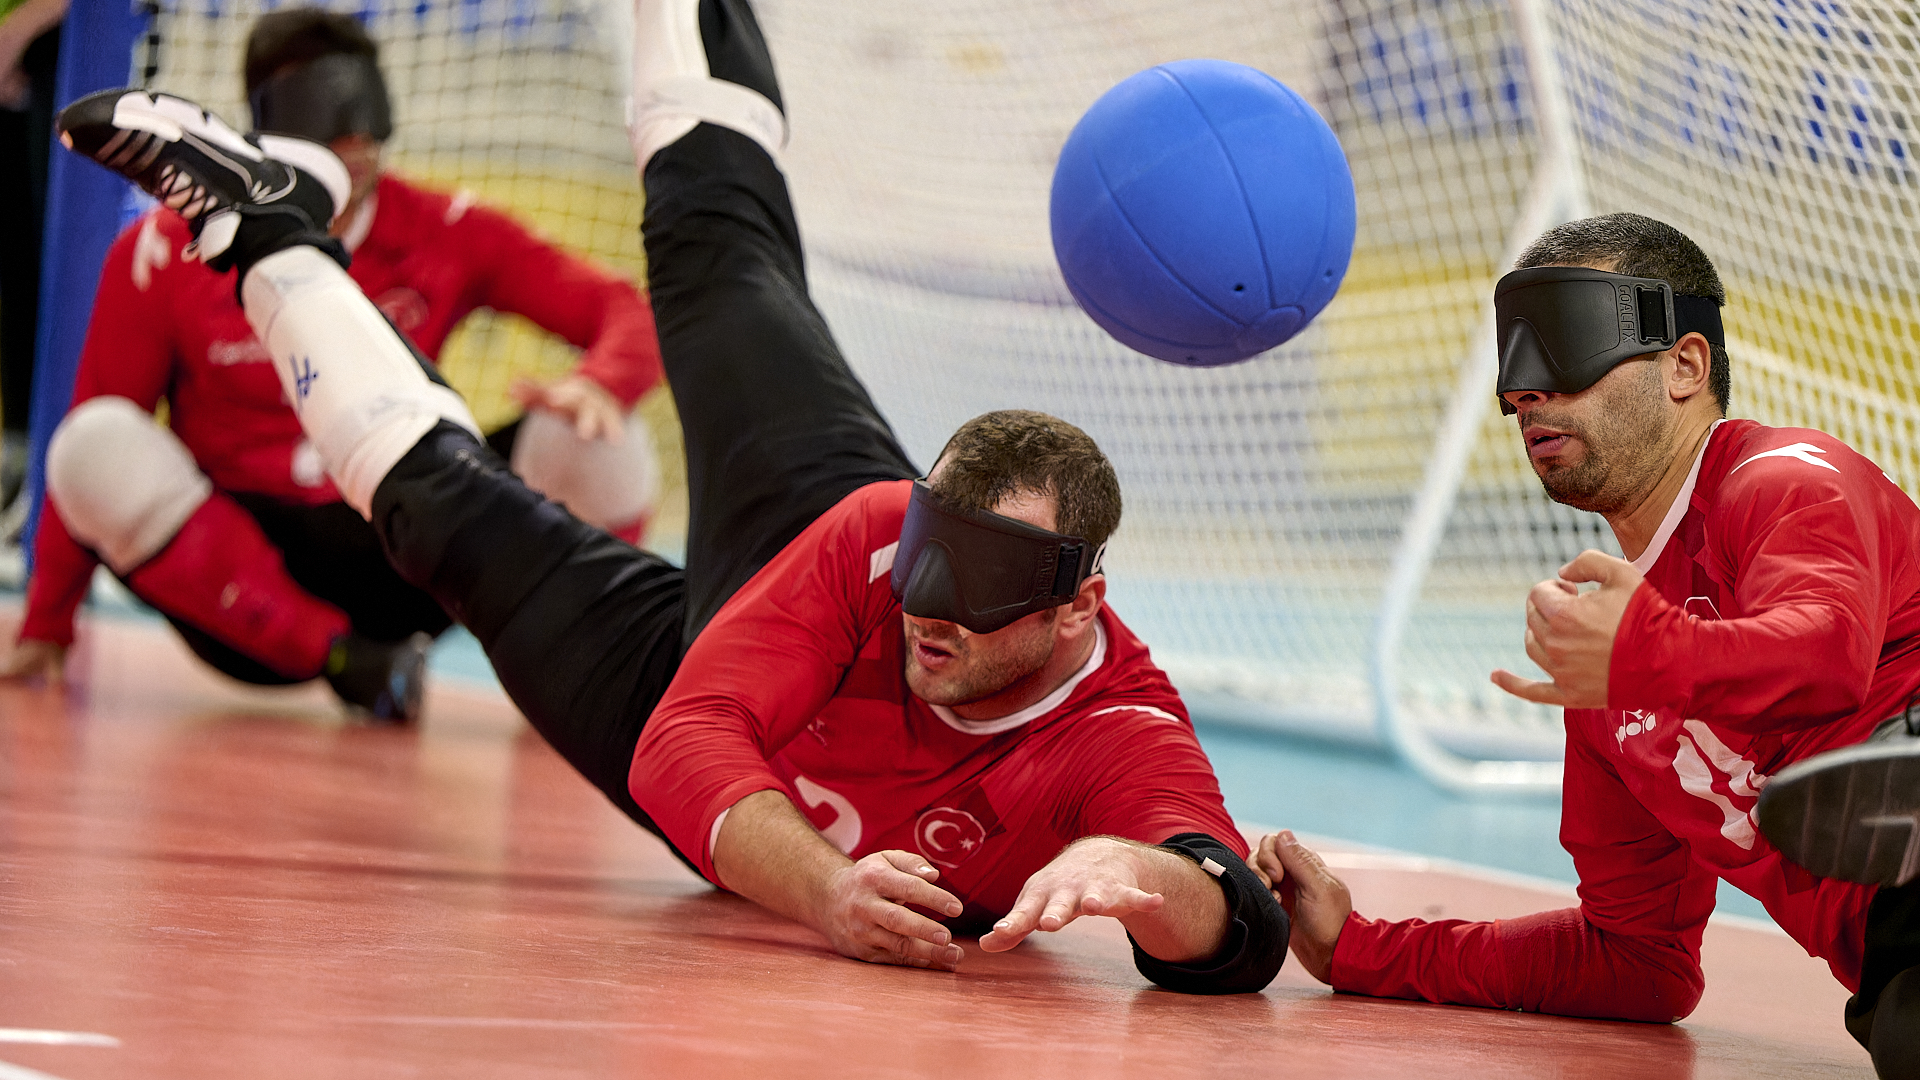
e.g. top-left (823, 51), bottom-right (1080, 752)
top-left (628, 0), bottom-right (787, 168)
top-left (240, 246), bottom-right (481, 517)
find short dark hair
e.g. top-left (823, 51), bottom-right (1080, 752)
top-left (1515, 212), bottom-right (1730, 412)
top-left (244, 7), bottom-right (379, 96)
top-left (931, 410), bottom-right (1123, 553)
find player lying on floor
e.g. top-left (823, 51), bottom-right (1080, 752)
top-left (50, 0), bottom-right (1288, 992)
top-left (2, 8), bottom-right (665, 719)
top-left (1253, 214), bottom-right (1920, 1078)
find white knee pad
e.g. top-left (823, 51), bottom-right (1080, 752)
top-left (511, 408), bottom-right (662, 532)
top-left (240, 246), bottom-right (481, 517)
top-left (628, 0), bottom-right (788, 169)
top-left (46, 397), bottom-right (212, 574)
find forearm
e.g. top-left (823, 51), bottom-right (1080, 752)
top-left (1112, 841), bottom-right (1227, 962)
top-left (710, 788), bottom-right (965, 971)
top-left (1131, 833), bottom-right (1290, 994)
top-left (1614, 583), bottom-right (1871, 726)
top-left (710, 788), bottom-right (849, 931)
top-left (22, 503), bottom-right (99, 646)
top-left (1333, 907), bottom-right (1704, 1022)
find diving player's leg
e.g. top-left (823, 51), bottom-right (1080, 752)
top-left (634, 0), bottom-right (916, 641)
top-left (54, 90), bottom-right (691, 840)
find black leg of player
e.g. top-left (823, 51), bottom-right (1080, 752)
top-left (640, 0), bottom-right (917, 640)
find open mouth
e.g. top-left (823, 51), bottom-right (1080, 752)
top-left (911, 638), bottom-right (958, 668)
top-left (1524, 424), bottom-right (1573, 462)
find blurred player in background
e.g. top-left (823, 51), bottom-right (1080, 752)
top-left (1256, 214), bottom-right (1920, 1079)
top-left (0, 7), bottom-right (665, 721)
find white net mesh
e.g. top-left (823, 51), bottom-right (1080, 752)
top-left (143, 0), bottom-right (687, 531)
top-left (135, 0), bottom-right (1920, 771)
top-left (760, 0), bottom-right (1919, 766)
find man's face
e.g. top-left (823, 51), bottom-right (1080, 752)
top-left (901, 485), bottom-right (1065, 708)
top-left (1504, 355), bottom-right (1674, 515)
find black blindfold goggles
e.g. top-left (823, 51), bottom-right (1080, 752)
top-left (1494, 266), bottom-right (1725, 415)
top-left (250, 52), bottom-right (395, 145)
top-left (889, 481), bottom-right (1103, 635)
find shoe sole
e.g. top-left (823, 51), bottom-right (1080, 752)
top-left (1757, 741), bottom-right (1920, 886)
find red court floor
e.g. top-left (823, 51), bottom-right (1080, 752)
top-left (0, 612), bottom-right (1874, 1079)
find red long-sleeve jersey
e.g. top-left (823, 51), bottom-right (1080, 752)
top-left (628, 479), bottom-right (1244, 924)
top-left (1334, 419), bottom-right (1920, 1020)
top-left (23, 173), bottom-right (663, 646)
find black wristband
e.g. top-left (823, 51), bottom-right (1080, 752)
top-left (1127, 831), bottom-right (1290, 995)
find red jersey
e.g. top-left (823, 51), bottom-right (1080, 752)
top-left (23, 173), bottom-right (663, 646)
top-left (1334, 420), bottom-right (1920, 1020)
top-left (628, 479), bottom-right (1244, 923)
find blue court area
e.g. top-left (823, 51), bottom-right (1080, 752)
top-left (422, 622), bottom-right (1778, 925)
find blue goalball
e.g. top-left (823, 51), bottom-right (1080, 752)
top-left (1050, 59), bottom-right (1356, 367)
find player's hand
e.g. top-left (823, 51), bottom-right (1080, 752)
top-left (510, 374), bottom-right (627, 444)
top-left (1252, 830), bottom-right (1349, 984)
top-left (978, 836), bottom-right (1166, 952)
top-left (819, 849), bottom-right (966, 971)
top-left (1491, 549), bottom-right (1641, 709)
top-left (0, 638), bottom-right (66, 683)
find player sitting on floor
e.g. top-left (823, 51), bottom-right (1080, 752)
top-left (50, 0), bottom-right (1289, 991)
top-left (1254, 214), bottom-right (1920, 1078)
top-left (2, 7), bottom-right (664, 720)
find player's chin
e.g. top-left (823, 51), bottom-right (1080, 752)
top-left (904, 664), bottom-right (964, 707)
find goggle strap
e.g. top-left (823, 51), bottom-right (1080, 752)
top-left (1673, 293), bottom-right (1725, 349)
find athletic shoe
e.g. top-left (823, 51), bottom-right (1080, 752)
top-left (325, 632), bottom-right (432, 725)
top-left (1757, 728), bottom-right (1920, 887)
top-left (54, 88), bottom-right (349, 273)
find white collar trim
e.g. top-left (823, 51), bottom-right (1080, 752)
top-left (929, 620), bottom-right (1107, 736)
top-left (1630, 418), bottom-right (1724, 574)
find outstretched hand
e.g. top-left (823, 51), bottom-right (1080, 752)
top-left (510, 374), bottom-right (627, 444)
top-left (1249, 830), bottom-right (1349, 984)
top-left (819, 850), bottom-right (967, 971)
top-left (1490, 549), bottom-right (1641, 709)
top-left (978, 837), bottom-right (1166, 952)
top-left (0, 638), bottom-right (66, 683)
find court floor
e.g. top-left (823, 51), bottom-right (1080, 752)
top-left (0, 611), bottom-right (1874, 1079)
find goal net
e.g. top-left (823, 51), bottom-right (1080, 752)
top-left (761, 0), bottom-right (1919, 788)
top-left (134, 0), bottom-right (1919, 789)
top-left (141, 0), bottom-right (686, 532)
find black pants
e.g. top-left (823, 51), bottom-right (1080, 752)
top-left (157, 493), bottom-right (453, 686)
top-left (369, 0), bottom-right (915, 843)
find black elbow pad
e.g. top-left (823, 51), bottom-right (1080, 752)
top-left (1129, 831), bottom-right (1290, 994)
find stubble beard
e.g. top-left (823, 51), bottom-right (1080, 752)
top-left (903, 616), bottom-right (1056, 708)
top-left (1529, 366), bottom-right (1674, 516)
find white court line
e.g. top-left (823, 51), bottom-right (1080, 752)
top-left (0, 1032), bottom-right (118, 1048)
top-left (0, 1060), bottom-right (74, 1080)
